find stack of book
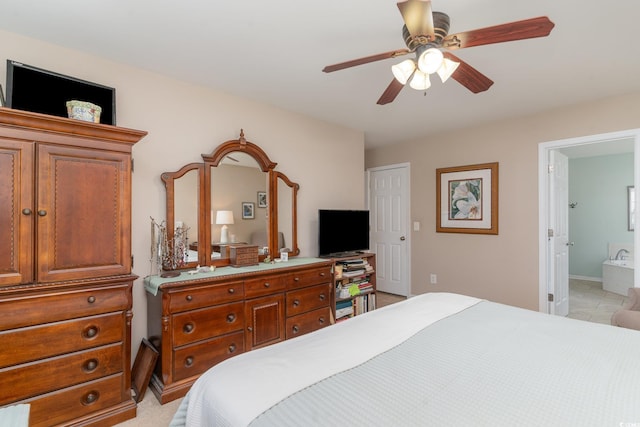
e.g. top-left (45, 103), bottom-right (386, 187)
top-left (336, 258), bottom-right (373, 279)
top-left (335, 299), bottom-right (354, 320)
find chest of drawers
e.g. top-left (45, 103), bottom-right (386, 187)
top-left (146, 258), bottom-right (333, 403)
top-left (0, 277), bottom-right (136, 426)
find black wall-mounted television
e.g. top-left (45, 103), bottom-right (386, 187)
top-left (318, 209), bottom-right (370, 257)
top-left (5, 60), bottom-right (116, 125)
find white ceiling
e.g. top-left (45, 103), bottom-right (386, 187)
top-left (2, 0), bottom-right (640, 149)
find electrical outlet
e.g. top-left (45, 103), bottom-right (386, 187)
top-left (430, 273), bottom-right (437, 284)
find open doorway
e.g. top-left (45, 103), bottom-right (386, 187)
top-left (538, 129), bottom-right (640, 319)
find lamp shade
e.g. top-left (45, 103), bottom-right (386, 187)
top-left (436, 58), bottom-right (460, 83)
top-left (216, 210), bottom-right (234, 225)
top-left (417, 47), bottom-right (444, 74)
top-left (391, 59), bottom-right (416, 85)
top-left (409, 70), bottom-right (431, 91)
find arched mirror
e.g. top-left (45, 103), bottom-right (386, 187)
top-left (274, 171), bottom-right (300, 258)
top-left (162, 130), bottom-right (299, 269)
top-left (161, 163), bottom-right (205, 270)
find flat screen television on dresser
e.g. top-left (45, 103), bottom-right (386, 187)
top-left (5, 59), bottom-right (116, 125)
top-left (318, 209), bottom-right (370, 257)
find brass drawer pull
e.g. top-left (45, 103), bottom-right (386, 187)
top-left (185, 295), bottom-right (193, 301)
top-left (319, 294), bottom-right (326, 301)
top-left (87, 296), bottom-right (96, 304)
top-left (263, 282), bottom-right (270, 288)
top-left (82, 391), bottom-right (99, 406)
top-left (319, 317), bottom-right (325, 324)
top-left (185, 356), bottom-right (194, 367)
top-left (83, 326), bottom-right (98, 339)
top-left (183, 323), bottom-right (194, 333)
top-left (22, 208), bottom-right (32, 215)
top-left (293, 299), bottom-right (300, 307)
top-left (37, 209), bottom-right (47, 217)
top-left (292, 325), bottom-right (299, 334)
top-left (228, 288), bottom-right (235, 294)
top-left (83, 359), bottom-right (99, 373)
top-left (320, 272), bottom-right (326, 277)
top-left (293, 277), bottom-right (300, 282)
top-left (226, 313), bottom-right (236, 323)
top-left (228, 344), bottom-right (237, 353)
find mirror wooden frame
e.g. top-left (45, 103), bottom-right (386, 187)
top-left (162, 130), bottom-right (299, 269)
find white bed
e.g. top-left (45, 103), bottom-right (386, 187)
top-left (170, 293), bottom-right (640, 426)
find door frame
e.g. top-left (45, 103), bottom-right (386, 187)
top-left (366, 163), bottom-right (411, 297)
top-left (538, 128), bottom-right (640, 313)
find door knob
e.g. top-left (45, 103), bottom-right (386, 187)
top-left (566, 242), bottom-right (575, 246)
top-left (400, 236), bottom-right (406, 241)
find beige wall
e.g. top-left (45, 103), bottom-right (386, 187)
top-left (0, 29), bottom-right (365, 358)
top-left (366, 92), bottom-right (640, 310)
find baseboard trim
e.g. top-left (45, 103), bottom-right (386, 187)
top-left (569, 275), bottom-right (602, 283)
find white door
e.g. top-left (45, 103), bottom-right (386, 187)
top-left (548, 150), bottom-right (570, 316)
top-left (367, 164), bottom-right (410, 296)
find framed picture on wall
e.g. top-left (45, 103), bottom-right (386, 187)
top-left (242, 202), bottom-right (255, 219)
top-left (257, 191), bottom-right (267, 208)
top-left (436, 162), bottom-right (499, 235)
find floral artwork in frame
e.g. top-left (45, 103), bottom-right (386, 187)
top-left (436, 162), bottom-right (498, 235)
top-left (242, 202), bottom-right (255, 219)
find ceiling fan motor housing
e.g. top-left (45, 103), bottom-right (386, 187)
top-left (402, 11), bottom-right (450, 50)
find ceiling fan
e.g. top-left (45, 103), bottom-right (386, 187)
top-left (322, 0), bottom-right (554, 105)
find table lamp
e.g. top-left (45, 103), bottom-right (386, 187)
top-left (215, 210), bottom-right (234, 243)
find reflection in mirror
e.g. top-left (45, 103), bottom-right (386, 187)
top-left (276, 171), bottom-right (299, 257)
top-left (210, 153), bottom-right (269, 260)
top-left (174, 169), bottom-right (199, 263)
top-left (161, 163), bottom-right (204, 270)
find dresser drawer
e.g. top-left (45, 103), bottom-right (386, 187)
top-left (286, 266), bottom-right (332, 290)
top-left (172, 302), bottom-right (244, 346)
top-left (25, 373), bottom-right (127, 427)
top-left (169, 281), bottom-right (244, 313)
top-left (0, 343), bottom-right (123, 404)
top-left (286, 283), bottom-right (331, 317)
top-left (286, 307), bottom-right (331, 339)
top-left (244, 275), bottom-right (286, 298)
top-left (0, 312), bottom-right (123, 368)
top-left (173, 331), bottom-right (245, 382)
top-left (0, 283), bottom-right (129, 331)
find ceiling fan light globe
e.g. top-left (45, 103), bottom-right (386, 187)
top-left (409, 70), bottom-right (431, 91)
top-left (391, 59), bottom-right (416, 85)
top-left (436, 58), bottom-right (460, 83)
top-left (417, 48), bottom-right (444, 74)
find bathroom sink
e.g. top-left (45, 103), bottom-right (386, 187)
top-left (606, 259), bottom-right (633, 267)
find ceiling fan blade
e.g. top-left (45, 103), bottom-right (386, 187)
top-left (442, 16), bottom-right (554, 50)
top-left (323, 49), bottom-right (411, 73)
top-left (397, 0), bottom-right (435, 40)
top-left (443, 52), bottom-right (493, 93)
top-left (377, 79), bottom-right (405, 105)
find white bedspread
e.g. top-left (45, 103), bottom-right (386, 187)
top-left (175, 293), bottom-right (480, 427)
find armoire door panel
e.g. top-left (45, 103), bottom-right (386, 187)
top-left (36, 144), bottom-right (131, 282)
top-left (0, 139), bottom-right (34, 285)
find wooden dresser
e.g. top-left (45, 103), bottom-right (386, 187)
top-left (146, 258), bottom-right (333, 403)
top-left (0, 108), bottom-right (146, 426)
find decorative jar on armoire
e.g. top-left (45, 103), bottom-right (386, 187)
top-left (0, 107), bottom-right (146, 426)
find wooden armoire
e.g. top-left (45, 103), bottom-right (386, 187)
top-left (0, 107), bottom-right (146, 426)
